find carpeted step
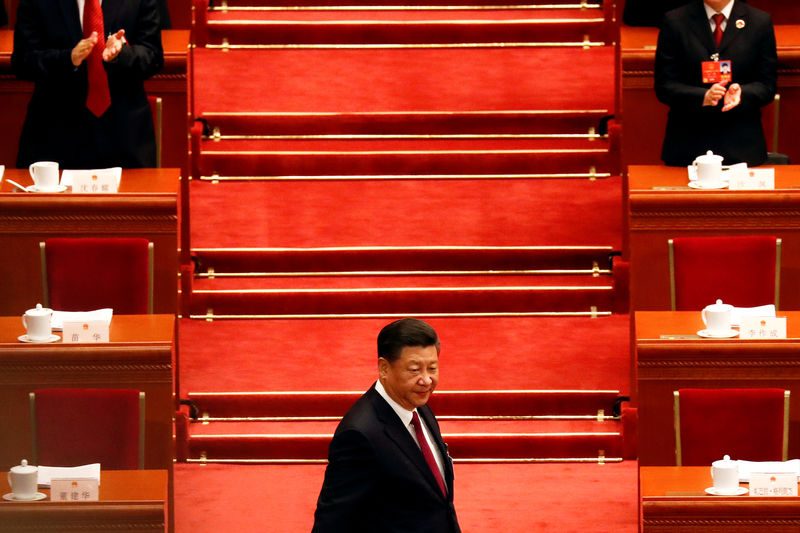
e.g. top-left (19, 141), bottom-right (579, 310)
top-left (191, 47), bottom-right (613, 115)
top-left (204, 9), bottom-right (606, 46)
top-left (187, 283), bottom-right (615, 317)
top-left (190, 274), bottom-right (613, 291)
top-left (212, 0), bottom-right (602, 8)
top-left (173, 462), bottom-right (640, 532)
top-left (190, 246), bottom-right (615, 275)
top-left (185, 431), bottom-right (623, 461)
top-left (199, 110), bottom-right (611, 136)
top-left (187, 389), bottom-right (624, 418)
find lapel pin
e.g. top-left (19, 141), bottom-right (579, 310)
top-left (735, 19), bottom-right (745, 29)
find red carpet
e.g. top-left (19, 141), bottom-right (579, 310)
top-left (192, 47), bottom-right (613, 114)
top-left (174, 461), bottom-right (639, 532)
top-left (178, 314), bottom-right (631, 395)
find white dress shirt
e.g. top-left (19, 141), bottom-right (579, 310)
top-left (705, 1), bottom-right (734, 33)
top-left (375, 380), bottom-right (447, 484)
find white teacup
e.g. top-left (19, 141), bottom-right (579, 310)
top-left (22, 303), bottom-right (53, 342)
top-left (693, 151), bottom-right (724, 186)
top-left (8, 460), bottom-right (38, 500)
top-left (29, 161), bottom-right (60, 191)
top-left (702, 299), bottom-right (734, 335)
top-left (711, 454), bottom-right (739, 493)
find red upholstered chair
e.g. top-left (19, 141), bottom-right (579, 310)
top-left (30, 388), bottom-right (145, 469)
top-left (668, 236), bottom-right (781, 310)
top-left (673, 388), bottom-right (789, 466)
top-left (40, 238), bottom-right (153, 314)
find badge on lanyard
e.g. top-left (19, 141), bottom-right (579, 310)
top-left (701, 59), bottom-right (732, 84)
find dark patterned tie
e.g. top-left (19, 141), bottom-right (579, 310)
top-left (84, 0), bottom-right (110, 116)
top-left (411, 411), bottom-right (447, 497)
top-left (712, 13), bottom-right (725, 48)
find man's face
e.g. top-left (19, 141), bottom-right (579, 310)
top-left (705, 0), bottom-right (731, 13)
top-left (379, 345), bottom-right (439, 411)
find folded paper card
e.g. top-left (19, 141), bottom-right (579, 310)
top-left (736, 459), bottom-right (800, 482)
top-left (37, 463), bottom-right (101, 488)
top-left (61, 167), bottom-right (122, 193)
top-left (730, 305), bottom-right (776, 327)
top-left (51, 308), bottom-right (113, 331)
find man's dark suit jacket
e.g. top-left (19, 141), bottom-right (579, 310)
top-left (12, 0), bottom-right (163, 169)
top-left (654, 0), bottom-right (777, 166)
top-left (312, 384), bottom-right (461, 533)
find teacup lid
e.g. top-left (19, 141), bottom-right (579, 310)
top-left (695, 150), bottom-right (724, 164)
top-left (10, 459), bottom-right (37, 474)
top-left (25, 303), bottom-right (51, 316)
top-left (712, 454), bottom-right (737, 468)
top-left (706, 299), bottom-right (733, 311)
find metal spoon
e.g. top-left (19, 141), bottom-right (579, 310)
top-left (5, 179), bottom-right (30, 192)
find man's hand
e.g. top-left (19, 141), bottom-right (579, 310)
top-left (703, 80), bottom-right (729, 107)
top-left (71, 31), bottom-right (98, 67)
top-left (102, 30), bottom-right (126, 62)
top-left (721, 83), bottom-right (742, 112)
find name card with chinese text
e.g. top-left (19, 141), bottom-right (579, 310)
top-left (728, 167), bottom-right (775, 190)
top-left (739, 316), bottom-right (787, 339)
top-left (50, 478), bottom-right (99, 501)
top-left (62, 320), bottom-right (110, 343)
top-left (63, 167), bottom-right (121, 193)
top-left (749, 472), bottom-right (798, 497)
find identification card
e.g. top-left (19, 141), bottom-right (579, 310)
top-left (750, 472), bottom-right (798, 497)
top-left (50, 478), bottom-right (100, 501)
top-left (62, 320), bottom-right (110, 343)
top-left (701, 60), bottom-right (732, 84)
top-left (728, 167), bottom-right (775, 190)
top-left (739, 316), bottom-right (787, 339)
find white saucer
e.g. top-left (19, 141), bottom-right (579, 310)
top-left (18, 334), bottom-right (60, 343)
top-left (2, 492), bottom-right (47, 501)
top-left (705, 486), bottom-right (748, 496)
top-left (697, 329), bottom-right (739, 338)
top-left (26, 184), bottom-right (67, 193)
top-left (688, 181), bottom-right (728, 190)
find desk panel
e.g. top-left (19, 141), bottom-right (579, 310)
top-left (641, 466), bottom-right (800, 532)
top-left (636, 311), bottom-right (800, 466)
top-left (0, 469), bottom-right (167, 533)
top-left (0, 315), bottom-right (175, 472)
top-left (0, 168), bottom-right (178, 315)
top-left (628, 165), bottom-right (800, 311)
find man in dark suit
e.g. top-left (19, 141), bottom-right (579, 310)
top-left (312, 318), bottom-right (461, 533)
top-left (12, 0), bottom-right (163, 169)
top-left (654, 0), bottom-right (776, 166)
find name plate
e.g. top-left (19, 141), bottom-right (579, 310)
top-left (50, 478), bottom-right (99, 501)
top-left (68, 168), bottom-right (121, 193)
top-left (728, 167), bottom-right (775, 190)
top-left (739, 316), bottom-right (787, 339)
top-left (750, 472), bottom-right (798, 497)
top-left (62, 320), bottom-right (110, 343)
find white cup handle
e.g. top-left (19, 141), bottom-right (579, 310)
top-left (22, 314), bottom-right (27, 330)
top-left (29, 163), bottom-right (36, 181)
top-left (702, 309), bottom-right (708, 327)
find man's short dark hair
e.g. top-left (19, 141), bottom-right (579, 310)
top-left (377, 318), bottom-right (440, 362)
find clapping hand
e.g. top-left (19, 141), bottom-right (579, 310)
top-left (71, 31), bottom-right (98, 67)
top-left (103, 30), bottom-right (126, 62)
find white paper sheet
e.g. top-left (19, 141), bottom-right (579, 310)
top-left (731, 305), bottom-right (776, 327)
top-left (737, 459), bottom-right (800, 482)
top-left (51, 308), bottom-right (113, 331)
top-left (37, 463), bottom-right (101, 487)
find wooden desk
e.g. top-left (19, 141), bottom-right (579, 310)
top-left (0, 314), bottom-right (175, 472)
top-left (620, 25), bottom-right (800, 169)
top-left (0, 168), bottom-right (178, 315)
top-left (627, 164), bottom-right (800, 311)
top-left (641, 466), bottom-right (800, 532)
top-left (0, 30), bottom-right (189, 176)
top-left (0, 469), bottom-right (167, 533)
top-left (636, 311), bottom-right (800, 466)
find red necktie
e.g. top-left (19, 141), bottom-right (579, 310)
top-left (84, 0), bottom-right (110, 116)
top-left (411, 411), bottom-right (447, 497)
top-left (712, 13), bottom-right (725, 48)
